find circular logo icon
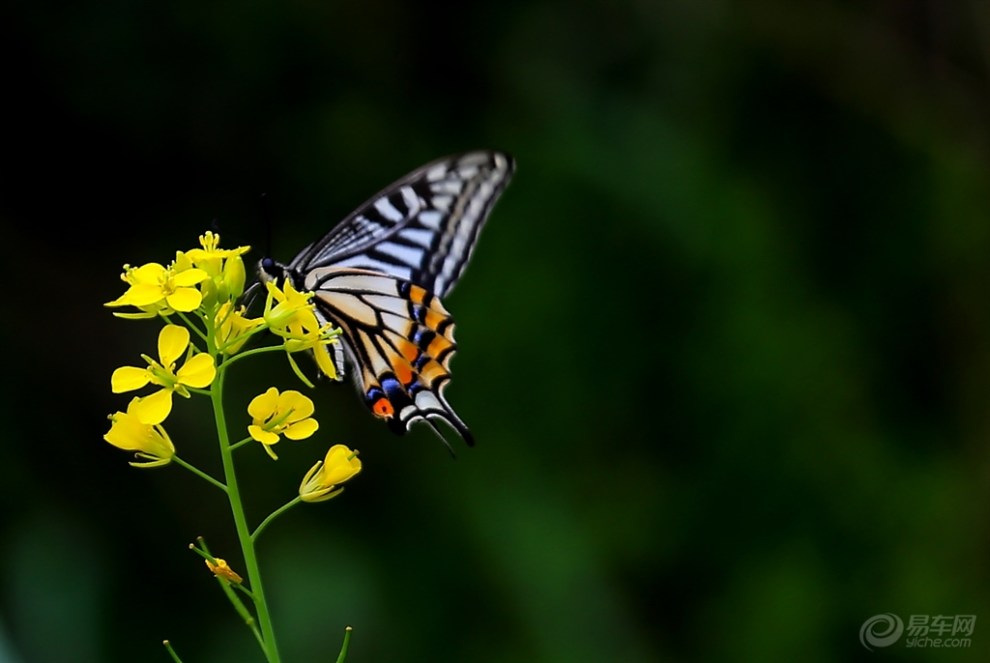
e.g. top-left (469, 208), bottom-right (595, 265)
top-left (860, 613), bottom-right (904, 650)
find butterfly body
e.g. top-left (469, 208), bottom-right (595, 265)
top-left (259, 151), bottom-right (515, 447)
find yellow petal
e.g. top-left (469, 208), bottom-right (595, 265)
top-left (177, 353), bottom-right (216, 388)
top-left (222, 256), bottom-right (246, 299)
top-left (158, 325), bottom-right (190, 366)
top-left (132, 390), bottom-right (173, 425)
top-left (172, 267), bottom-right (208, 287)
top-left (298, 445), bottom-right (361, 502)
top-left (284, 418), bottom-right (318, 440)
top-left (111, 366), bottom-right (150, 393)
top-left (321, 445), bottom-right (362, 484)
top-left (278, 390), bottom-right (315, 421)
top-left (104, 411), bottom-right (148, 451)
top-left (131, 263), bottom-right (167, 283)
top-left (105, 408), bottom-right (174, 462)
top-left (248, 387), bottom-right (279, 421)
top-left (248, 424), bottom-right (279, 445)
top-left (121, 283), bottom-right (167, 307)
top-left (313, 344), bottom-right (339, 380)
top-left (166, 287), bottom-right (203, 312)
top-left (104, 293), bottom-right (130, 307)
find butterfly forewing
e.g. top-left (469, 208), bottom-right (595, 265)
top-left (289, 151), bottom-right (514, 298)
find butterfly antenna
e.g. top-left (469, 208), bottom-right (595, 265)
top-left (241, 281), bottom-right (263, 311)
top-left (237, 192), bottom-right (274, 313)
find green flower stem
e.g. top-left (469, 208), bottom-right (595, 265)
top-left (219, 344), bottom-right (286, 371)
top-left (175, 311), bottom-right (209, 345)
top-left (163, 640), bottom-right (184, 663)
top-left (218, 324), bottom-right (271, 355)
top-left (285, 352), bottom-right (316, 388)
top-left (210, 570), bottom-right (265, 650)
top-left (212, 364), bottom-right (282, 663)
top-left (173, 456), bottom-right (227, 493)
top-left (335, 627), bottom-right (352, 663)
top-left (228, 436), bottom-right (255, 452)
top-left (252, 496), bottom-right (302, 542)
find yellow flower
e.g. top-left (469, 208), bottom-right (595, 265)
top-left (219, 251), bottom-right (247, 301)
top-left (205, 558), bottom-right (243, 584)
top-left (215, 302), bottom-right (263, 355)
top-left (247, 387), bottom-right (319, 459)
top-left (104, 398), bottom-right (176, 467)
top-left (263, 280), bottom-right (315, 330)
top-left (299, 445), bottom-right (362, 502)
top-left (111, 324), bottom-right (216, 424)
top-left (282, 313), bottom-right (341, 381)
top-left (187, 231), bottom-right (250, 306)
top-left (187, 231), bottom-right (249, 273)
top-left (105, 255), bottom-right (208, 314)
top-left (260, 280), bottom-right (341, 380)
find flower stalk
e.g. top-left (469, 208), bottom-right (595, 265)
top-left (212, 360), bottom-right (282, 662)
top-left (104, 232), bottom-right (360, 662)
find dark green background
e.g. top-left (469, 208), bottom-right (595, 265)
top-left (3, 1), bottom-right (990, 662)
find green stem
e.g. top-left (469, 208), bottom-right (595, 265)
top-left (212, 571), bottom-right (264, 648)
top-left (217, 325), bottom-right (271, 355)
top-left (173, 456), bottom-right (227, 493)
top-left (175, 311), bottom-right (209, 345)
top-left (252, 496), bottom-right (302, 542)
top-left (229, 436), bottom-right (256, 452)
top-left (163, 640), bottom-right (184, 663)
top-left (335, 627), bottom-right (353, 663)
top-left (220, 344), bottom-right (285, 370)
top-left (212, 364), bottom-right (282, 663)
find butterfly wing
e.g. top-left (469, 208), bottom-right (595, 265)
top-left (302, 267), bottom-right (472, 444)
top-left (289, 150), bottom-right (515, 298)
top-left (271, 150), bottom-right (514, 445)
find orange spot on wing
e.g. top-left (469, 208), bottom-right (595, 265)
top-left (372, 398), bottom-right (394, 418)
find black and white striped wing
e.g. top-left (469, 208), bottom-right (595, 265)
top-left (288, 151), bottom-right (514, 298)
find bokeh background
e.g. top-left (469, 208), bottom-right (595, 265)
top-left (4, 1), bottom-right (990, 661)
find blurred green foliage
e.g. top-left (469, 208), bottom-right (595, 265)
top-left (3, 1), bottom-right (990, 661)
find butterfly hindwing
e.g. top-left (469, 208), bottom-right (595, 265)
top-left (305, 267), bottom-right (471, 444)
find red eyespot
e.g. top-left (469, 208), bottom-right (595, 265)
top-left (372, 398), bottom-right (395, 418)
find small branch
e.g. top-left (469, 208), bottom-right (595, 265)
top-left (219, 344), bottom-right (284, 370)
top-left (163, 640), bottom-right (184, 663)
top-left (229, 436), bottom-right (255, 452)
top-left (191, 539), bottom-right (264, 649)
top-left (335, 627), bottom-right (353, 663)
top-left (251, 496), bottom-right (302, 542)
top-left (173, 456), bottom-right (227, 493)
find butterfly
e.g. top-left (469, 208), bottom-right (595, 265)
top-left (258, 150), bottom-right (515, 448)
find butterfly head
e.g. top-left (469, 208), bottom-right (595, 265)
top-left (257, 257), bottom-right (293, 288)
top-left (258, 256), bottom-right (278, 279)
